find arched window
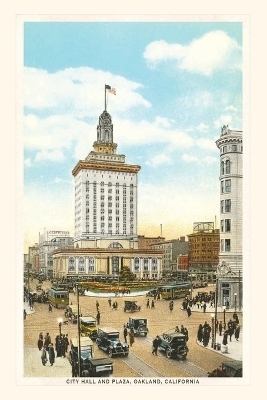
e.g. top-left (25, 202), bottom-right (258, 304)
top-left (221, 161), bottom-right (224, 175)
top-left (78, 257), bottom-right (85, 273)
top-left (134, 257), bottom-right (140, 271)
top-left (225, 160), bottom-right (231, 174)
top-left (108, 242), bottom-right (123, 249)
top-left (68, 257), bottom-right (75, 273)
top-left (88, 257), bottom-right (95, 272)
top-left (152, 258), bottom-right (158, 271)
top-left (143, 258), bottom-right (149, 271)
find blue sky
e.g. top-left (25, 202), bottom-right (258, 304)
top-left (23, 20), bottom-right (243, 252)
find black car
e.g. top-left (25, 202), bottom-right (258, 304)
top-left (126, 317), bottom-right (148, 336)
top-left (70, 337), bottom-right (113, 377)
top-left (96, 327), bottom-right (129, 357)
top-left (208, 360), bottom-right (242, 377)
top-left (158, 332), bottom-right (188, 360)
top-left (124, 300), bottom-right (141, 312)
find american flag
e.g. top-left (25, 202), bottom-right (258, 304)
top-left (105, 84), bottom-right (116, 95)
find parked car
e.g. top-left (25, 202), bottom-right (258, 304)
top-left (96, 327), bottom-right (129, 357)
top-left (70, 336), bottom-right (113, 377)
top-left (79, 316), bottom-right (98, 340)
top-left (208, 360), bottom-right (242, 377)
top-left (158, 332), bottom-right (189, 360)
top-left (126, 317), bottom-right (148, 336)
top-left (65, 305), bottom-right (79, 324)
top-left (124, 300), bottom-right (141, 312)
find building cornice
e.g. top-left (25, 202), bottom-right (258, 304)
top-left (53, 248), bottom-right (164, 256)
top-left (72, 160), bottom-right (141, 176)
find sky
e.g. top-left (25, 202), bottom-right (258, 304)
top-left (23, 19), bottom-right (243, 253)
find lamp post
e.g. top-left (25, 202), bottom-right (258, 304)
top-left (234, 292), bottom-right (237, 313)
top-left (58, 317), bottom-right (63, 336)
top-left (211, 313), bottom-right (215, 348)
top-left (223, 305), bottom-right (226, 329)
top-left (76, 284), bottom-right (81, 377)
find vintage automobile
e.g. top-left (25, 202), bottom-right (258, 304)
top-left (96, 327), bottom-right (129, 357)
top-left (158, 332), bottom-right (189, 360)
top-left (79, 316), bottom-right (98, 340)
top-left (69, 337), bottom-right (113, 377)
top-left (126, 317), bottom-right (148, 336)
top-left (124, 300), bottom-right (141, 312)
top-left (65, 305), bottom-right (79, 324)
top-left (208, 360), bottom-right (243, 377)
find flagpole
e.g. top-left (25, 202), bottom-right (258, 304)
top-left (105, 85), bottom-right (107, 111)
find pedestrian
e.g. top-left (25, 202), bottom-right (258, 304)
top-left (175, 326), bottom-right (180, 333)
top-left (48, 302), bottom-right (52, 312)
top-left (96, 310), bottom-right (100, 325)
top-left (61, 335), bottom-right (66, 357)
top-left (48, 343), bottom-right (55, 366)
top-left (219, 321), bottom-right (223, 336)
top-left (235, 324), bottom-right (240, 341)
top-left (123, 325), bottom-right (128, 343)
top-left (37, 332), bottom-right (44, 350)
top-left (169, 300), bottom-right (173, 312)
top-left (44, 332), bottom-right (51, 351)
top-left (197, 324), bottom-right (203, 343)
top-left (24, 309), bottom-right (27, 320)
top-left (41, 347), bottom-right (48, 366)
top-left (96, 300), bottom-right (99, 311)
top-left (227, 319), bottom-right (234, 341)
top-left (152, 335), bottom-right (161, 355)
top-left (222, 331), bottom-right (228, 346)
top-left (203, 302), bottom-right (207, 313)
top-left (187, 306), bottom-right (191, 317)
top-left (108, 298), bottom-right (112, 307)
top-left (146, 298), bottom-right (150, 308)
top-left (56, 335), bottom-right (64, 357)
top-left (129, 329), bottom-right (135, 347)
top-left (64, 334), bottom-right (69, 353)
top-left (151, 299), bottom-right (155, 309)
top-left (183, 327), bottom-right (189, 342)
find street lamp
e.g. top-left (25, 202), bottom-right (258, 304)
top-left (234, 292), bottom-right (237, 313)
top-left (58, 317), bottom-right (63, 336)
top-left (222, 305), bottom-right (226, 329)
top-left (211, 313), bottom-right (215, 348)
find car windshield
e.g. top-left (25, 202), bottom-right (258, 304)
top-left (81, 321), bottom-right (96, 327)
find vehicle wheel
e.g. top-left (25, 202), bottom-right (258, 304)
top-left (166, 349), bottom-right (172, 359)
top-left (108, 349), bottom-right (113, 357)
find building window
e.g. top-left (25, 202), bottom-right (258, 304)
top-left (225, 239), bottom-right (231, 252)
top-left (223, 146), bottom-right (227, 153)
top-left (225, 219), bottom-right (231, 232)
top-left (226, 160), bottom-right (231, 174)
top-left (221, 161), bottom-right (224, 175)
top-left (225, 199), bottom-right (231, 212)
top-left (221, 220), bottom-right (224, 232)
top-left (225, 179), bottom-right (231, 193)
top-left (221, 200), bottom-right (224, 213)
top-left (152, 258), bottom-right (158, 271)
top-left (68, 257), bottom-right (75, 273)
top-left (134, 258), bottom-right (140, 271)
top-left (88, 257), bottom-right (95, 272)
top-left (78, 257), bottom-right (85, 273)
top-left (232, 145), bottom-right (237, 152)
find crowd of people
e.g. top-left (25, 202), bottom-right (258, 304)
top-left (37, 331), bottom-right (70, 366)
top-left (197, 312), bottom-right (241, 348)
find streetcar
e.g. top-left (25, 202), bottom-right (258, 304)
top-left (160, 283), bottom-right (191, 300)
top-left (47, 287), bottom-right (69, 308)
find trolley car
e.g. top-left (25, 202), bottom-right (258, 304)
top-left (160, 283), bottom-right (191, 300)
top-left (47, 287), bottom-right (69, 308)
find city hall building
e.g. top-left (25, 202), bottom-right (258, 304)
top-left (53, 99), bottom-right (163, 280)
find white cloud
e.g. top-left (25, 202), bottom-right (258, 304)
top-left (197, 123), bottom-right (209, 133)
top-left (34, 149), bottom-right (65, 162)
top-left (24, 67), bottom-right (150, 117)
top-left (224, 105), bottom-right (238, 112)
top-left (145, 153), bottom-right (172, 168)
top-left (182, 154), bottom-right (199, 163)
top-left (24, 158), bottom-right (32, 167)
top-left (214, 114), bottom-right (233, 129)
top-left (143, 31), bottom-right (242, 76)
top-left (196, 138), bottom-right (217, 151)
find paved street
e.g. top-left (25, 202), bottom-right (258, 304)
top-left (23, 281), bottom-right (243, 378)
